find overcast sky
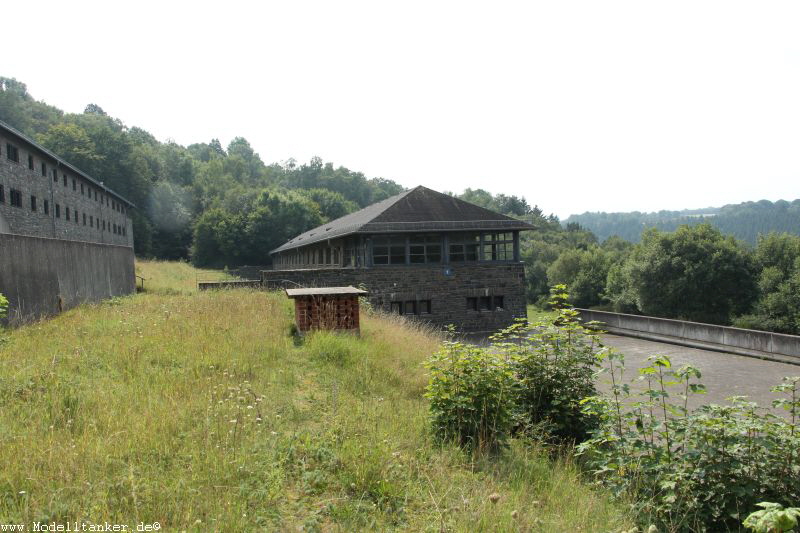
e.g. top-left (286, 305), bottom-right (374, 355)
top-left (4, 1), bottom-right (799, 218)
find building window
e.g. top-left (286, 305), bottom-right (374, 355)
top-left (28, 154), bottom-right (34, 170)
top-left (56, 204), bottom-right (60, 218)
top-left (10, 189), bottom-right (22, 207)
top-left (53, 168), bottom-right (58, 182)
top-left (449, 233), bottom-right (480, 262)
top-left (482, 232), bottom-right (514, 261)
top-left (75, 210), bottom-right (79, 224)
top-left (72, 179), bottom-right (76, 191)
top-left (83, 213), bottom-right (86, 225)
top-left (66, 207), bottom-right (70, 221)
top-left (6, 143), bottom-right (19, 162)
top-left (41, 162), bottom-right (47, 177)
top-left (63, 174), bottom-right (67, 187)
top-left (30, 195), bottom-right (37, 212)
top-left (0, 184), bottom-right (4, 203)
top-left (81, 183), bottom-right (84, 195)
top-left (89, 215), bottom-right (93, 227)
top-left (493, 296), bottom-right (504, 310)
top-left (419, 300), bottom-right (431, 314)
top-left (467, 295), bottom-right (505, 312)
top-left (372, 235), bottom-right (406, 265)
top-left (403, 301), bottom-right (417, 315)
top-left (409, 234), bottom-right (442, 264)
top-left (44, 200), bottom-right (49, 215)
top-left (102, 220), bottom-right (105, 231)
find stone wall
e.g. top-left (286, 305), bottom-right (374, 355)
top-left (0, 130), bottom-right (133, 247)
top-left (577, 308), bottom-right (800, 362)
top-left (262, 263), bottom-right (527, 333)
top-left (0, 233), bottom-right (135, 325)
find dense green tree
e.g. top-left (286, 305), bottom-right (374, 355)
top-left (300, 188), bottom-right (358, 221)
top-left (734, 233), bottom-right (800, 333)
top-left (623, 224), bottom-right (758, 324)
top-left (546, 247), bottom-right (612, 308)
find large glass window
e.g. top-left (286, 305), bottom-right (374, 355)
top-left (449, 233), bottom-right (480, 262)
top-left (482, 232), bottom-right (514, 261)
top-left (409, 234), bottom-right (442, 264)
top-left (372, 236), bottom-right (406, 265)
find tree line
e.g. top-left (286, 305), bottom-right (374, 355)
top-left (545, 224), bottom-right (800, 334)
top-left (0, 77), bottom-right (403, 264)
top-left (3, 76), bottom-right (797, 334)
top-left (565, 199), bottom-right (800, 244)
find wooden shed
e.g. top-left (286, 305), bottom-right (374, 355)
top-left (286, 286), bottom-right (368, 333)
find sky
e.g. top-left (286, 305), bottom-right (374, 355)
top-left (3, 0), bottom-right (799, 219)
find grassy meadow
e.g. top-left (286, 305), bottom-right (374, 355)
top-left (0, 260), bottom-right (631, 531)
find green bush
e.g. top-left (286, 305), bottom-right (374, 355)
top-left (424, 339), bottom-right (517, 451)
top-left (493, 286), bottom-right (601, 443)
top-left (578, 352), bottom-right (800, 531)
top-left (744, 502), bottom-right (800, 533)
top-left (425, 286), bottom-right (602, 449)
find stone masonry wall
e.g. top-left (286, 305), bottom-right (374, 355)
top-left (262, 263), bottom-right (527, 333)
top-left (0, 131), bottom-right (133, 247)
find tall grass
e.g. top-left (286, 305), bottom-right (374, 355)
top-left (0, 262), bottom-right (631, 531)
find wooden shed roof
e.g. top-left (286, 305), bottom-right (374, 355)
top-left (286, 286), bottom-right (368, 298)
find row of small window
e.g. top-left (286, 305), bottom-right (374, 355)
top-left (466, 296), bottom-right (505, 311)
top-left (282, 246), bottom-right (340, 266)
top-left (372, 232), bottom-right (515, 265)
top-left (4, 142), bottom-right (126, 214)
top-left (390, 300), bottom-right (432, 316)
top-left (0, 185), bottom-right (127, 236)
top-left (390, 296), bottom-right (505, 315)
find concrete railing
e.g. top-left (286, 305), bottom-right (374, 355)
top-left (576, 308), bottom-right (800, 363)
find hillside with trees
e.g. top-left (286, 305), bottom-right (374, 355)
top-left (0, 77), bottom-right (404, 264)
top-left (566, 199), bottom-right (800, 243)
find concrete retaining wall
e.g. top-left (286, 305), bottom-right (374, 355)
top-left (0, 233), bottom-right (135, 325)
top-left (577, 308), bottom-right (800, 361)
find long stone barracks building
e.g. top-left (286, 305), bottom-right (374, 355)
top-left (263, 186), bottom-right (534, 333)
top-left (0, 119), bottom-right (136, 324)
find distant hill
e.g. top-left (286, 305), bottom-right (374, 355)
top-left (565, 199), bottom-right (800, 243)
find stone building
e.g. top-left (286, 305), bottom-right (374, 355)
top-left (0, 120), bottom-right (134, 245)
top-left (0, 119), bottom-right (135, 324)
top-left (264, 186), bottom-right (533, 333)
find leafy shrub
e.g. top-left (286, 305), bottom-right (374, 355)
top-left (425, 286), bottom-right (602, 449)
top-left (0, 292), bottom-right (7, 319)
top-left (578, 352), bottom-right (800, 531)
top-left (493, 286), bottom-right (601, 442)
top-left (744, 502), bottom-right (800, 533)
top-left (424, 340), bottom-right (517, 451)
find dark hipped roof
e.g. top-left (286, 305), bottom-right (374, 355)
top-left (0, 119), bottom-right (136, 208)
top-left (270, 185), bottom-right (535, 254)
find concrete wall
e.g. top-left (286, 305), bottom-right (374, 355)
top-left (577, 308), bottom-right (800, 360)
top-left (0, 233), bottom-right (135, 325)
top-left (262, 263), bottom-right (527, 333)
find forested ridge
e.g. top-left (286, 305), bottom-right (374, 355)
top-left (3, 76), bottom-right (799, 334)
top-left (566, 199), bottom-right (800, 243)
top-left (0, 76), bottom-right (571, 296)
